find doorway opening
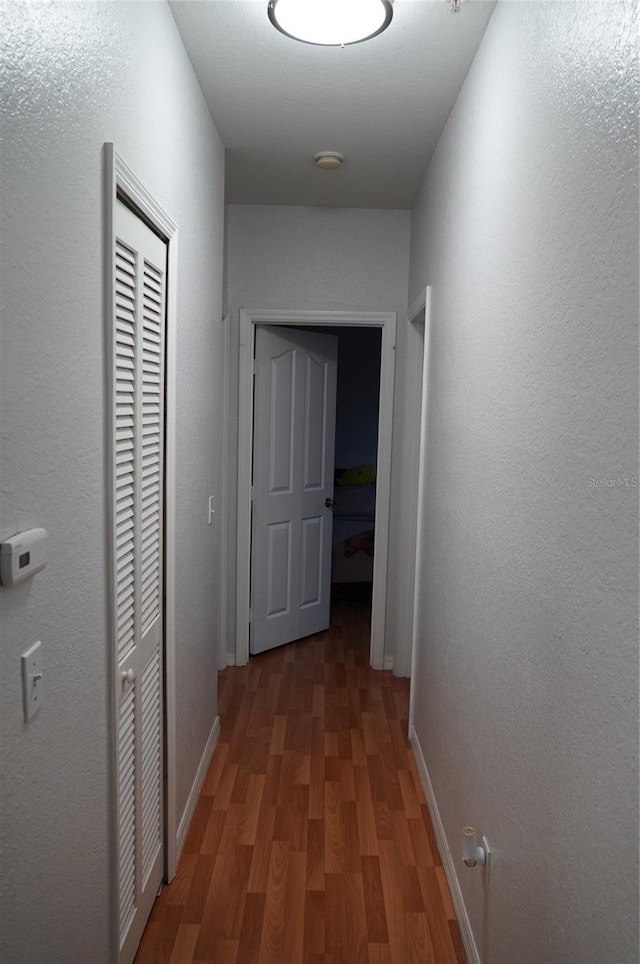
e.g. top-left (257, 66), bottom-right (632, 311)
top-left (236, 309), bottom-right (396, 670)
top-left (255, 323), bottom-right (381, 653)
top-left (309, 325), bottom-right (381, 613)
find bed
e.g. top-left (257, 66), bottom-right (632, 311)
top-left (330, 466), bottom-right (376, 585)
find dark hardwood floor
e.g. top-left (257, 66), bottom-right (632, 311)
top-left (135, 599), bottom-right (466, 963)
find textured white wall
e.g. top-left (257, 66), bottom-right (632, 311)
top-left (225, 204), bottom-right (411, 666)
top-left (409, 3), bottom-right (638, 962)
top-left (0, 4), bottom-right (224, 961)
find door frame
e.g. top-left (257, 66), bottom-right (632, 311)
top-left (407, 287), bottom-right (432, 731)
top-left (236, 308), bottom-right (396, 669)
top-left (105, 145), bottom-right (180, 960)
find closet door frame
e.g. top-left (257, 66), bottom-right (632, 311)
top-left (105, 144), bottom-right (180, 959)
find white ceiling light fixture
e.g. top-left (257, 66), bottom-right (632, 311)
top-left (314, 151), bottom-right (344, 170)
top-left (268, 0), bottom-right (393, 47)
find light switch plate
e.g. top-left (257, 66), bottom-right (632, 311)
top-left (22, 641), bottom-right (43, 722)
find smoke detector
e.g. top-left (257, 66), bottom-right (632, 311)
top-left (314, 151), bottom-right (344, 171)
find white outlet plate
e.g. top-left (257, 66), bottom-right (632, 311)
top-left (21, 640), bottom-right (43, 722)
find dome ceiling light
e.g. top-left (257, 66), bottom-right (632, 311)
top-left (314, 152), bottom-right (344, 170)
top-left (268, 0), bottom-right (394, 47)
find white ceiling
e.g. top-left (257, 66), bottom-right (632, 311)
top-left (169, 0), bottom-right (496, 209)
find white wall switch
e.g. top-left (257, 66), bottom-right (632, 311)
top-left (21, 641), bottom-right (43, 722)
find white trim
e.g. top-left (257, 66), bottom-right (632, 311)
top-left (408, 287), bottom-right (432, 729)
top-left (104, 143), bottom-right (118, 964)
top-left (236, 308), bottom-right (396, 670)
top-left (407, 287), bottom-right (427, 325)
top-left (409, 724), bottom-right (481, 964)
top-left (112, 152), bottom-right (177, 239)
top-left (236, 309), bottom-right (253, 667)
top-left (105, 146), bottom-right (181, 922)
top-left (164, 232), bottom-right (179, 883)
top-left (175, 716), bottom-right (221, 862)
top-left (218, 313), bottom-right (231, 670)
top-left (383, 656), bottom-right (394, 671)
top-left (393, 288), bottom-right (430, 679)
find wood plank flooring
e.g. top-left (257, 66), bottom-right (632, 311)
top-left (135, 600), bottom-right (466, 964)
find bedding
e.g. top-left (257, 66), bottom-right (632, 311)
top-left (331, 471), bottom-right (376, 584)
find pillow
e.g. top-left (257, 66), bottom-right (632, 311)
top-left (336, 464), bottom-right (376, 486)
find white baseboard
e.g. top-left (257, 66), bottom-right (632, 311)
top-left (409, 724), bottom-right (481, 964)
top-left (226, 653), bottom-right (237, 667)
top-left (175, 715), bottom-right (220, 863)
top-left (383, 655), bottom-right (393, 671)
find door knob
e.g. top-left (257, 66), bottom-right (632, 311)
top-left (325, 497), bottom-right (335, 508)
top-left (121, 667), bottom-right (135, 684)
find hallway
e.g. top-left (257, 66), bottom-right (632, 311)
top-left (135, 601), bottom-right (465, 963)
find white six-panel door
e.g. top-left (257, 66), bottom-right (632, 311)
top-left (113, 199), bottom-right (166, 963)
top-left (251, 326), bottom-right (338, 654)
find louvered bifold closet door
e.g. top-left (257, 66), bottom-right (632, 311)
top-left (113, 199), bottom-right (167, 964)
